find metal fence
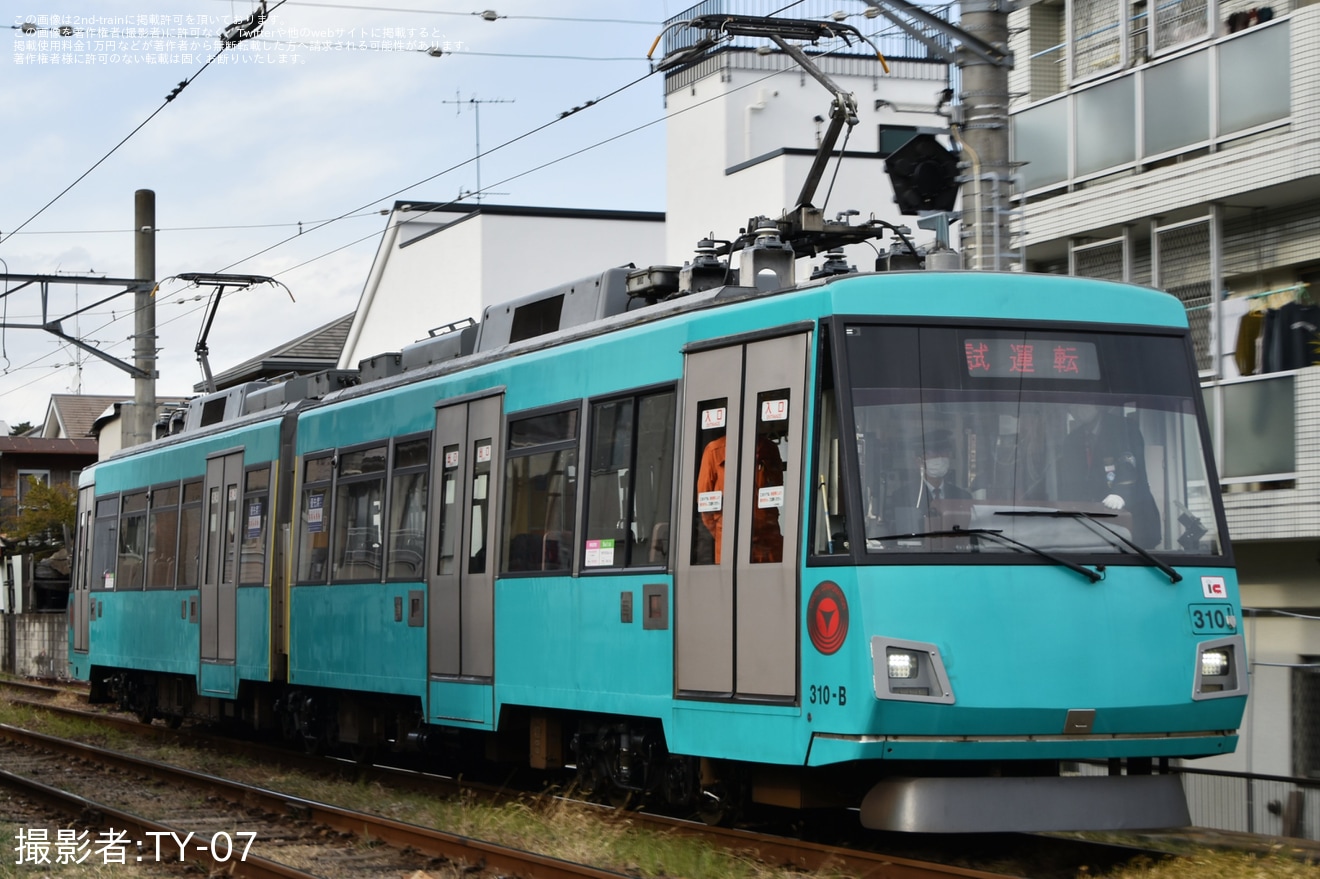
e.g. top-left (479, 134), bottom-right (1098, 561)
top-left (1073, 760), bottom-right (1320, 841)
top-left (1181, 767), bottom-right (1320, 840)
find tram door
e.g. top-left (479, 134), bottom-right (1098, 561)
top-left (675, 333), bottom-right (808, 701)
top-left (428, 395), bottom-right (504, 682)
top-left (200, 451), bottom-right (243, 672)
top-left (71, 485), bottom-right (94, 654)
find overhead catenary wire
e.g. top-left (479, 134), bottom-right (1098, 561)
top-left (0, 0), bottom-right (292, 248)
top-left (1, 20), bottom-right (887, 402)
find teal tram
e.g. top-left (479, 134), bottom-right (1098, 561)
top-left (69, 236), bottom-right (1247, 832)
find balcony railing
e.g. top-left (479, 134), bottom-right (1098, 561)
top-left (1013, 17), bottom-right (1291, 194)
top-left (1203, 372), bottom-right (1297, 486)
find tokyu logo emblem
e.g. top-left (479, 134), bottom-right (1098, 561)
top-left (1201, 576), bottom-right (1227, 599)
top-left (807, 581), bottom-right (848, 655)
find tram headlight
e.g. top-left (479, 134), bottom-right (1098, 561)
top-left (872, 638), bottom-right (955, 704)
top-left (1193, 637), bottom-right (1245, 700)
top-left (887, 650), bottom-right (919, 679)
top-left (1200, 649), bottom-right (1229, 679)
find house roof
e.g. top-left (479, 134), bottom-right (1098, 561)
top-left (43, 394), bottom-right (129, 439)
top-left (0, 436), bottom-right (98, 455)
top-left (199, 312), bottom-right (354, 392)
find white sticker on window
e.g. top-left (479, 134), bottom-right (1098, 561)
top-left (584, 538), bottom-right (616, 567)
top-left (698, 491), bottom-right (723, 513)
top-left (758, 486), bottom-right (784, 508)
top-left (701, 407), bottom-right (727, 430)
top-left (761, 399), bottom-right (789, 422)
top-left (444, 450), bottom-right (459, 469)
top-left (476, 443), bottom-right (492, 463)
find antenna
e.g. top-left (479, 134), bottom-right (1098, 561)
top-left (441, 92), bottom-right (514, 202)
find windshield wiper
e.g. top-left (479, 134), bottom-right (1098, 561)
top-left (869, 526), bottom-right (1104, 583)
top-left (994, 510), bottom-right (1182, 584)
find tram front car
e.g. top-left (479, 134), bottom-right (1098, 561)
top-left (805, 274), bottom-right (1244, 832)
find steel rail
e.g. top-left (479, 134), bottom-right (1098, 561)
top-left (0, 722), bottom-right (641, 879)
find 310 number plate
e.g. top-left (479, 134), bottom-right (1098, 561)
top-left (1188, 603), bottom-right (1236, 634)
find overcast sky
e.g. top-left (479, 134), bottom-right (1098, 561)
top-left (0, 0), bottom-right (681, 430)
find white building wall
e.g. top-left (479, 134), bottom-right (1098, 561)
top-left (340, 209), bottom-right (665, 368)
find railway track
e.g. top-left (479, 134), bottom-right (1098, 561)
top-left (0, 683), bottom-right (1159, 878)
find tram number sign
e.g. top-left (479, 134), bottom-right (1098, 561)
top-left (1188, 603), bottom-right (1236, 634)
top-left (808, 684), bottom-right (847, 706)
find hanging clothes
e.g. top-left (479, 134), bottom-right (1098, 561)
top-left (1235, 309), bottom-right (1263, 376)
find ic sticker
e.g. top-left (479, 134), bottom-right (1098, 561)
top-left (807, 581), bottom-right (848, 655)
top-left (1201, 576), bottom-right (1228, 599)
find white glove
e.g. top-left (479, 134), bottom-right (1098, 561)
top-left (1102, 493), bottom-right (1125, 510)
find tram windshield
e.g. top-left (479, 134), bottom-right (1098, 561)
top-left (843, 324), bottom-right (1223, 557)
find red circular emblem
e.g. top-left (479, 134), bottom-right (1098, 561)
top-left (807, 581), bottom-right (848, 655)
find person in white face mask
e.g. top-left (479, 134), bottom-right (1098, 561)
top-left (917, 429), bottom-right (971, 504)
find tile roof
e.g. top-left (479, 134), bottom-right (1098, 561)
top-left (45, 394), bottom-right (126, 439)
top-left (200, 312), bottom-right (354, 391)
top-left (0, 436), bottom-right (98, 455)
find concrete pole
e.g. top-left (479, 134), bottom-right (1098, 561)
top-left (956, 0), bottom-right (1013, 270)
top-left (133, 189), bottom-right (157, 447)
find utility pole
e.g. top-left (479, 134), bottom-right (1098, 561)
top-left (956, 0), bottom-right (1013, 270)
top-left (133, 189), bottom-right (157, 447)
top-left (441, 92), bottom-right (514, 202)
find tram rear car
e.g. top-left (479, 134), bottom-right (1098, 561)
top-left (70, 269), bottom-right (1245, 832)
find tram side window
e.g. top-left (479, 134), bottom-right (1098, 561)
top-left (296, 455), bottom-right (334, 583)
top-left (116, 491), bottom-right (148, 590)
top-left (177, 481), bottom-right (203, 587)
top-left (91, 497), bottom-right (119, 591)
top-left (502, 408), bottom-right (579, 573)
top-left (332, 445), bottom-right (387, 582)
top-left (469, 438), bottom-right (492, 574)
top-left (582, 389), bottom-right (676, 570)
top-left (387, 438), bottom-right (429, 579)
top-left (146, 485), bottom-right (180, 589)
top-left (812, 333), bottom-right (849, 555)
top-left (692, 398), bottom-right (729, 565)
top-left (239, 467), bottom-right (270, 586)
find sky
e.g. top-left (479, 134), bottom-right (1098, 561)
top-left (0, 0), bottom-right (685, 430)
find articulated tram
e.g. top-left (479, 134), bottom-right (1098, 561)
top-left (70, 244), bottom-right (1245, 832)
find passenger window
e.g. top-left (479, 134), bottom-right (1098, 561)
top-left (582, 389), bottom-right (676, 570)
top-left (469, 439), bottom-right (492, 574)
top-left (750, 389), bottom-right (788, 564)
top-left (147, 484), bottom-right (180, 589)
top-left (502, 408), bottom-right (578, 573)
top-left (692, 398), bottom-right (728, 565)
top-left (117, 491), bottom-right (148, 590)
top-left (332, 445), bottom-right (387, 582)
top-left (91, 497), bottom-right (118, 591)
top-left (239, 468), bottom-right (270, 585)
top-left (296, 455), bottom-right (333, 583)
top-left (436, 444), bottom-right (460, 576)
top-left (812, 333), bottom-right (849, 555)
top-left (387, 438), bottom-right (428, 579)
top-left (178, 481), bottom-right (203, 587)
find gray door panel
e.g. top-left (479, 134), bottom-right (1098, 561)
top-left (675, 334), bottom-right (807, 702)
top-left (675, 346), bottom-right (742, 696)
top-left (429, 395), bottom-right (502, 681)
top-left (735, 335), bottom-right (806, 699)
top-left (201, 451), bottom-right (242, 665)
